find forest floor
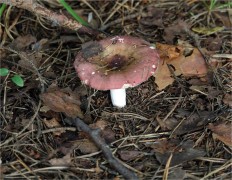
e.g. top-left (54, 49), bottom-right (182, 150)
top-left (0, 0), bottom-right (232, 179)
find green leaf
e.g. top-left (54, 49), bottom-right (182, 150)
top-left (192, 26), bottom-right (224, 35)
top-left (0, 3), bottom-right (7, 19)
top-left (0, 68), bottom-right (9, 76)
top-left (11, 75), bottom-right (24, 87)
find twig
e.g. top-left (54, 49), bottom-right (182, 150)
top-left (162, 153), bottom-right (173, 180)
top-left (71, 117), bottom-right (139, 180)
top-left (155, 92), bottom-right (182, 132)
top-left (100, 11), bottom-right (141, 31)
top-left (0, 0), bottom-right (96, 35)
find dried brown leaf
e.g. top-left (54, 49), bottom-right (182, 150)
top-left (163, 109), bottom-right (215, 135)
top-left (163, 20), bottom-right (189, 44)
top-left (140, 7), bottom-right (164, 27)
top-left (208, 123), bottom-right (232, 147)
top-left (21, 118), bottom-right (37, 131)
top-left (168, 167), bottom-right (186, 180)
top-left (175, 49), bottom-right (208, 77)
top-left (89, 119), bottom-right (108, 130)
top-left (18, 52), bottom-right (42, 71)
top-left (40, 86), bottom-right (84, 118)
top-left (74, 139), bottom-right (99, 154)
top-left (43, 118), bottom-right (64, 136)
top-left (89, 119), bottom-right (116, 143)
top-left (155, 43), bottom-right (215, 90)
top-left (154, 59), bottom-right (174, 90)
top-left (118, 150), bottom-right (142, 161)
top-left (49, 153), bottom-right (72, 166)
top-left (146, 139), bottom-right (205, 166)
top-left (223, 94), bottom-right (232, 107)
top-left (9, 34), bottom-right (36, 50)
top-left (101, 128), bottom-right (116, 144)
top-left (32, 38), bottom-right (49, 51)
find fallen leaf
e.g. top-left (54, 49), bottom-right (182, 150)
top-left (159, 109), bottom-right (215, 135)
top-left (154, 59), bottom-right (174, 90)
top-left (74, 158), bottom-right (94, 169)
top-left (168, 167), bottom-right (186, 180)
top-left (202, 36), bottom-right (222, 51)
top-left (167, 48), bottom-right (208, 77)
top-left (40, 85), bottom-right (84, 118)
top-left (192, 26), bottom-right (224, 35)
top-left (43, 118), bottom-right (64, 136)
top-left (118, 150), bottom-right (143, 161)
top-left (207, 86), bottom-right (223, 99)
top-left (213, 11), bottom-right (231, 27)
top-left (0, 49), bottom-right (7, 60)
top-left (146, 138), bottom-right (180, 154)
top-left (74, 139), bottom-right (99, 154)
top-left (21, 118), bottom-right (37, 131)
top-left (32, 38), bottom-right (49, 51)
top-left (89, 119), bottom-right (116, 143)
top-left (146, 139), bottom-right (205, 166)
top-left (163, 20), bottom-right (189, 44)
top-left (140, 7), bottom-right (164, 27)
top-left (223, 94), bottom-right (232, 107)
top-left (28, 149), bottom-right (41, 159)
top-left (155, 43), bottom-right (215, 90)
top-left (9, 34), bottom-right (37, 51)
top-left (208, 123), bottom-right (232, 147)
top-left (89, 119), bottom-right (108, 130)
top-left (18, 51), bottom-right (43, 72)
top-left (49, 153), bottom-right (72, 166)
top-left (101, 128), bottom-right (116, 144)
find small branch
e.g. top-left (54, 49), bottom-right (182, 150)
top-left (0, 0), bottom-right (96, 35)
top-left (71, 117), bottom-right (139, 180)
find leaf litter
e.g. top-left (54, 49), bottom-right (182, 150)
top-left (155, 42), bottom-right (219, 90)
top-left (208, 122), bottom-right (232, 147)
top-left (1, 0), bottom-right (231, 179)
top-left (145, 139), bottom-right (205, 166)
top-left (40, 84), bottom-right (84, 118)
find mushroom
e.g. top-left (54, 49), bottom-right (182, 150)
top-left (74, 36), bottom-right (160, 108)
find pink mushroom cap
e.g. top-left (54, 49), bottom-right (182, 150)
top-left (74, 36), bottom-right (160, 90)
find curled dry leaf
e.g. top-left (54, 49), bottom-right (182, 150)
top-left (168, 167), bottom-right (186, 180)
top-left (158, 109), bottom-right (215, 135)
top-left (208, 123), bottom-right (232, 147)
top-left (146, 139), bottom-right (205, 166)
top-left (9, 34), bottom-right (37, 51)
top-left (18, 51), bottom-right (43, 72)
top-left (223, 94), bottom-right (232, 107)
top-left (89, 119), bottom-right (108, 130)
top-left (163, 20), bottom-right (189, 44)
top-left (21, 118), bottom-right (37, 131)
top-left (154, 58), bottom-right (174, 90)
top-left (89, 119), bottom-right (116, 143)
top-left (118, 150), bottom-right (143, 161)
top-left (155, 43), bottom-right (216, 90)
top-left (32, 38), bottom-right (49, 51)
top-left (74, 139), bottom-right (99, 154)
top-left (43, 118), bottom-right (64, 136)
top-left (49, 153), bottom-right (72, 166)
top-left (40, 86), bottom-right (84, 118)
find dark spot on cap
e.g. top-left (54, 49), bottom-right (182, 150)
top-left (81, 41), bottom-right (103, 59)
top-left (107, 54), bottom-right (127, 70)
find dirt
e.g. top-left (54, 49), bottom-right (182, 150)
top-left (0, 0), bottom-right (231, 179)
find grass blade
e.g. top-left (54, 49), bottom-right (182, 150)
top-left (59, 0), bottom-right (89, 27)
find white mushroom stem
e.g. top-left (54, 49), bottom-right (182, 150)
top-left (110, 89), bottom-right (126, 108)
